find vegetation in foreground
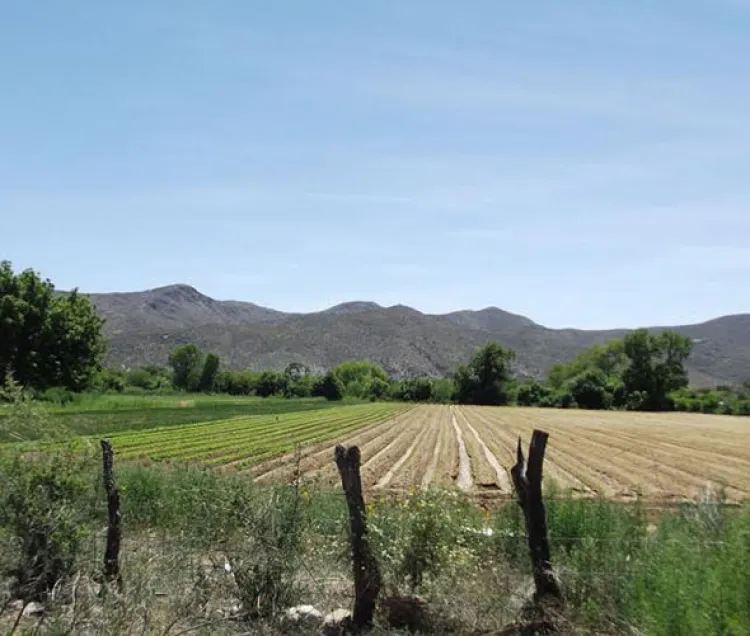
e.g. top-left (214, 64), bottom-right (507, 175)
top-left (0, 451), bottom-right (748, 635)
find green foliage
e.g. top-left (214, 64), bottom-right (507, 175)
top-left (125, 365), bottom-right (171, 391)
top-left (333, 360), bottom-right (388, 398)
top-left (516, 380), bottom-right (555, 407)
top-left (168, 343), bottom-right (204, 391)
top-left (567, 368), bottom-right (613, 410)
top-left (313, 371), bottom-right (345, 401)
top-left (540, 330), bottom-right (695, 413)
top-left (622, 329), bottom-right (692, 411)
top-left (255, 370), bottom-right (283, 397)
top-left (282, 362), bottom-right (314, 398)
top-left (370, 490), bottom-right (481, 593)
top-left (94, 368), bottom-right (125, 393)
top-left (394, 377), bottom-right (434, 402)
top-left (548, 341), bottom-right (627, 390)
top-left (216, 370), bottom-right (258, 395)
top-left (368, 376), bottom-right (391, 400)
top-left (0, 373), bottom-right (70, 442)
top-left (0, 261), bottom-right (105, 392)
top-left (230, 484), bottom-right (307, 619)
top-left (198, 352), bottom-right (221, 393)
top-left (430, 377), bottom-right (455, 403)
top-left (672, 386), bottom-right (748, 415)
top-left (454, 342), bottom-right (516, 405)
top-left (0, 450), bottom-right (97, 601)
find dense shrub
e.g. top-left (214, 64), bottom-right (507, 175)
top-left (0, 451), bottom-right (97, 601)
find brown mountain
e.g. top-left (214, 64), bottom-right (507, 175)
top-left (88, 284), bottom-right (750, 386)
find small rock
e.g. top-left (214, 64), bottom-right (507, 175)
top-left (286, 604), bottom-right (323, 622)
top-left (322, 608), bottom-right (352, 635)
top-left (23, 602), bottom-right (45, 617)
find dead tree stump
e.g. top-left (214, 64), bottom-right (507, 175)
top-left (334, 445), bottom-right (382, 631)
top-left (100, 440), bottom-right (122, 590)
top-left (510, 430), bottom-right (562, 605)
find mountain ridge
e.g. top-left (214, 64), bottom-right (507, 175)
top-left (81, 284), bottom-right (750, 387)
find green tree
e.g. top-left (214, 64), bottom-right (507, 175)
top-left (454, 343), bottom-right (516, 406)
top-left (256, 371), bottom-right (282, 397)
top-left (168, 344), bottom-right (203, 391)
top-left (333, 360), bottom-right (388, 398)
top-left (282, 362), bottom-right (313, 397)
top-left (0, 261), bottom-right (105, 391)
top-left (567, 368), bottom-right (612, 410)
top-left (369, 377), bottom-right (392, 401)
top-left (313, 371), bottom-right (344, 401)
top-left (516, 380), bottom-right (553, 407)
top-left (198, 352), bottom-right (221, 393)
top-left (396, 377), bottom-right (434, 402)
top-left (622, 329), bottom-right (692, 411)
top-left (549, 341), bottom-right (627, 390)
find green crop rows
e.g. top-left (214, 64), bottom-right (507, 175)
top-left (105, 403), bottom-right (410, 468)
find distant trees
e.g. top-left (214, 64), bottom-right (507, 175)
top-left (168, 344), bottom-right (203, 392)
top-left (198, 353), bottom-right (221, 393)
top-left (454, 343), bottom-right (516, 406)
top-left (332, 360), bottom-right (388, 399)
top-left (621, 329), bottom-right (692, 410)
top-left (313, 371), bottom-right (345, 401)
top-left (0, 261), bottom-right (105, 392)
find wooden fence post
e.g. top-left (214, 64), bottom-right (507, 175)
top-left (334, 445), bottom-right (381, 630)
top-left (100, 440), bottom-right (122, 590)
top-left (510, 430), bottom-right (562, 604)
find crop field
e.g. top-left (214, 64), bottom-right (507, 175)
top-left (252, 404), bottom-right (750, 504)
top-left (105, 403), bottom-right (411, 469)
top-left (104, 403), bottom-right (750, 504)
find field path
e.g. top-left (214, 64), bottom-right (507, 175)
top-left (456, 407), bottom-right (511, 492)
top-left (375, 416), bottom-right (433, 488)
top-left (451, 407), bottom-right (473, 491)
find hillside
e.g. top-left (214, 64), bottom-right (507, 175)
top-left (87, 285), bottom-right (750, 386)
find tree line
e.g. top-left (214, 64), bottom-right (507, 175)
top-left (2, 261), bottom-right (749, 414)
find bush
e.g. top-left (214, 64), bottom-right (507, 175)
top-left (313, 372), bottom-right (345, 401)
top-left (370, 490), bottom-right (481, 593)
top-left (229, 484), bottom-right (307, 619)
top-left (40, 386), bottom-right (77, 406)
top-left (0, 451), bottom-right (97, 601)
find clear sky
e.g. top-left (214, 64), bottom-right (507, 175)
top-left (2, 1), bottom-right (749, 329)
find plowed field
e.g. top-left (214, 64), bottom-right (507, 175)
top-left (249, 405), bottom-right (750, 504)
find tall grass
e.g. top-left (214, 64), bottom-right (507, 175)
top-left (1, 454), bottom-right (748, 634)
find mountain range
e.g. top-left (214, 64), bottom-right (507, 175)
top-left (86, 284), bottom-right (750, 387)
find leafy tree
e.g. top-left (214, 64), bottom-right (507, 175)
top-left (622, 329), bottom-right (692, 411)
top-left (0, 261), bottom-right (105, 391)
top-left (198, 353), bottom-right (221, 393)
top-left (313, 371), bottom-right (345, 401)
top-left (333, 360), bottom-right (388, 398)
top-left (216, 370), bottom-right (257, 395)
top-left (256, 371), bottom-right (282, 398)
top-left (454, 343), bottom-right (516, 406)
top-left (516, 380), bottom-right (554, 407)
top-left (125, 366), bottom-right (171, 391)
top-left (95, 369), bottom-right (125, 393)
top-left (282, 362), bottom-right (313, 397)
top-left (567, 368), bottom-right (612, 410)
top-left (431, 378), bottom-right (455, 403)
top-left (396, 377), bottom-right (434, 402)
top-left (549, 341), bottom-right (627, 390)
top-left (368, 377), bottom-right (391, 401)
top-left (168, 344), bottom-right (203, 391)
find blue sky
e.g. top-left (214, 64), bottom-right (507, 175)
top-left (2, 1), bottom-right (749, 329)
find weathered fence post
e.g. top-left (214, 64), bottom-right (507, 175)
top-left (510, 430), bottom-right (562, 604)
top-left (100, 440), bottom-right (122, 590)
top-left (334, 445), bottom-right (381, 631)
